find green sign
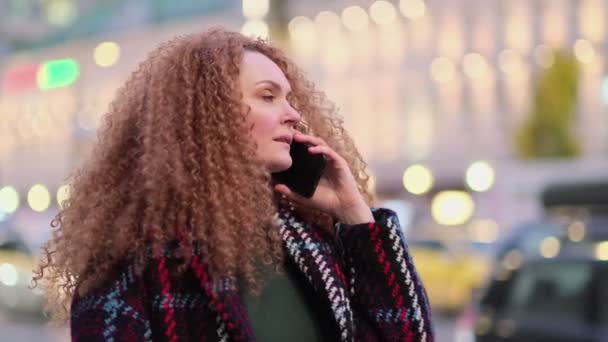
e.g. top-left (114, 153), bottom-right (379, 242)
top-left (37, 58), bottom-right (80, 90)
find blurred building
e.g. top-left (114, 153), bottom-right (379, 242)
top-left (279, 0), bottom-right (608, 238)
top-left (1, 0), bottom-right (607, 247)
top-left (282, 0), bottom-right (608, 177)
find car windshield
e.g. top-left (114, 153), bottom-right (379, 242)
top-left (505, 261), bottom-right (593, 322)
top-left (497, 223), bottom-right (562, 260)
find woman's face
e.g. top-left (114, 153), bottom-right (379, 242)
top-left (239, 51), bottom-right (301, 173)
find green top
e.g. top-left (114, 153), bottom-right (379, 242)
top-left (238, 259), bottom-right (337, 342)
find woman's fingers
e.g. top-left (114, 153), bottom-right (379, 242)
top-left (307, 145), bottom-right (348, 168)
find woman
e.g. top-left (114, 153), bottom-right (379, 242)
top-left (35, 28), bottom-right (433, 341)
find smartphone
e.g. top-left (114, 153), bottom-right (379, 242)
top-left (272, 141), bottom-right (327, 198)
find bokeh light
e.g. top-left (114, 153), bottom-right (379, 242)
top-left (595, 241), bottom-right (608, 261)
top-left (502, 249), bottom-right (523, 270)
top-left (567, 221), bottom-right (586, 242)
top-left (315, 11), bottom-right (342, 33)
top-left (0, 186), bottom-right (20, 214)
top-left (242, 0), bottom-right (269, 19)
top-left (241, 19), bottom-right (269, 39)
top-left (94, 42), bottom-right (120, 67)
top-left (369, 0), bottom-right (397, 26)
top-left (466, 161), bottom-right (495, 192)
top-left (0, 263), bottom-right (18, 287)
top-left (539, 236), bottom-right (560, 258)
top-left (574, 39), bottom-right (595, 64)
top-left (288, 16), bottom-right (315, 36)
top-left (402, 164), bottom-right (433, 195)
top-left (27, 184), bottom-right (51, 212)
top-left (431, 191), bottom-right (475, 226)
top-left (399, 0), bottom-right (426, 20)
top-left (45, 0), bottom-right (78, 27)
top-left (342, 6), bottom-right (369, 32)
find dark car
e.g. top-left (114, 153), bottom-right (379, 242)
top-left (455, 182), bottom-right (608, 342)
top-left (474, 251), bottom-right (607, 341)
top-left (456, 233), bottom-right (608, 342)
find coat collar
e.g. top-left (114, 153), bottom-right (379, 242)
top-left (277, 210), bottom-right (355, 342)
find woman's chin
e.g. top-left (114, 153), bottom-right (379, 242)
top-left (267, 157), bottom-right (293, 173)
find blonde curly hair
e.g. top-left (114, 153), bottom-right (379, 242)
top-left (34, 28), bottom-right (373, 321)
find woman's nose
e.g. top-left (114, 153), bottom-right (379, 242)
top-left (283, 103), bottom-right (301, 125)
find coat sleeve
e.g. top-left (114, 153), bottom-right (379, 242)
top-left (336, 208), bottom-right (434, 342)
top-left (70, 265), bottom-right (154, 342)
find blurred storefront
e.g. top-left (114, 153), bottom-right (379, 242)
top-left (1, 0), bottom-right (607, 247)
top-left (279, 0), bottom-right (608, 238)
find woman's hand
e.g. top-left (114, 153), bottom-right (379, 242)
top-left (274, 132), bottom-right (374, 225)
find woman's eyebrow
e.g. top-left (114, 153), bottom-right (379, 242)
top-left (255, 80), bottom-right (292, 95)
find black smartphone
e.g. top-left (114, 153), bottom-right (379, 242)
top-left (272, 141), bottom-right (327, 198)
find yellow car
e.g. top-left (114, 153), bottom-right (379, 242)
top-left (0, 232), bottom-right (44, 316)
top-left (409, 239), bottom-right (491, 313)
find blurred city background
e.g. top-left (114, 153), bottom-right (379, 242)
top-left (1, 0), bottom-right (607, 341)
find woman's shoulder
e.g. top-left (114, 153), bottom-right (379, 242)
top-left (72, 244), bottom-right (201, 306)
top-left (73, 243), bottom-right (180, 295)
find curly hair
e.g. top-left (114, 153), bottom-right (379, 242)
top-left (33, 28), bottom-right (374, 321)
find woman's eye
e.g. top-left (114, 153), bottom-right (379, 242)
top-left (262, 95), bottom-right (275, 102)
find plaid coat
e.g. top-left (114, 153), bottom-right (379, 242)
top-left (70, 208), bottom-right (433, 341)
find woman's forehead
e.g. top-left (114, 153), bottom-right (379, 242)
top-left (240, 51), bottom-right (290, 88)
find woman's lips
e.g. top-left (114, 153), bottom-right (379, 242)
top-left (273, 136), bottom-right (293, 145)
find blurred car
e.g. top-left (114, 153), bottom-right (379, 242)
top-left (456, 236), bottom-right (608, 341)
top-left (494, 220), bottom-right (563, 261)
top-left (0, 229), bottom-right (44, 316)
top-left (455, 181), bottom-right (608, 342)
top-left (409, 239), bottom-right (492, 313)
